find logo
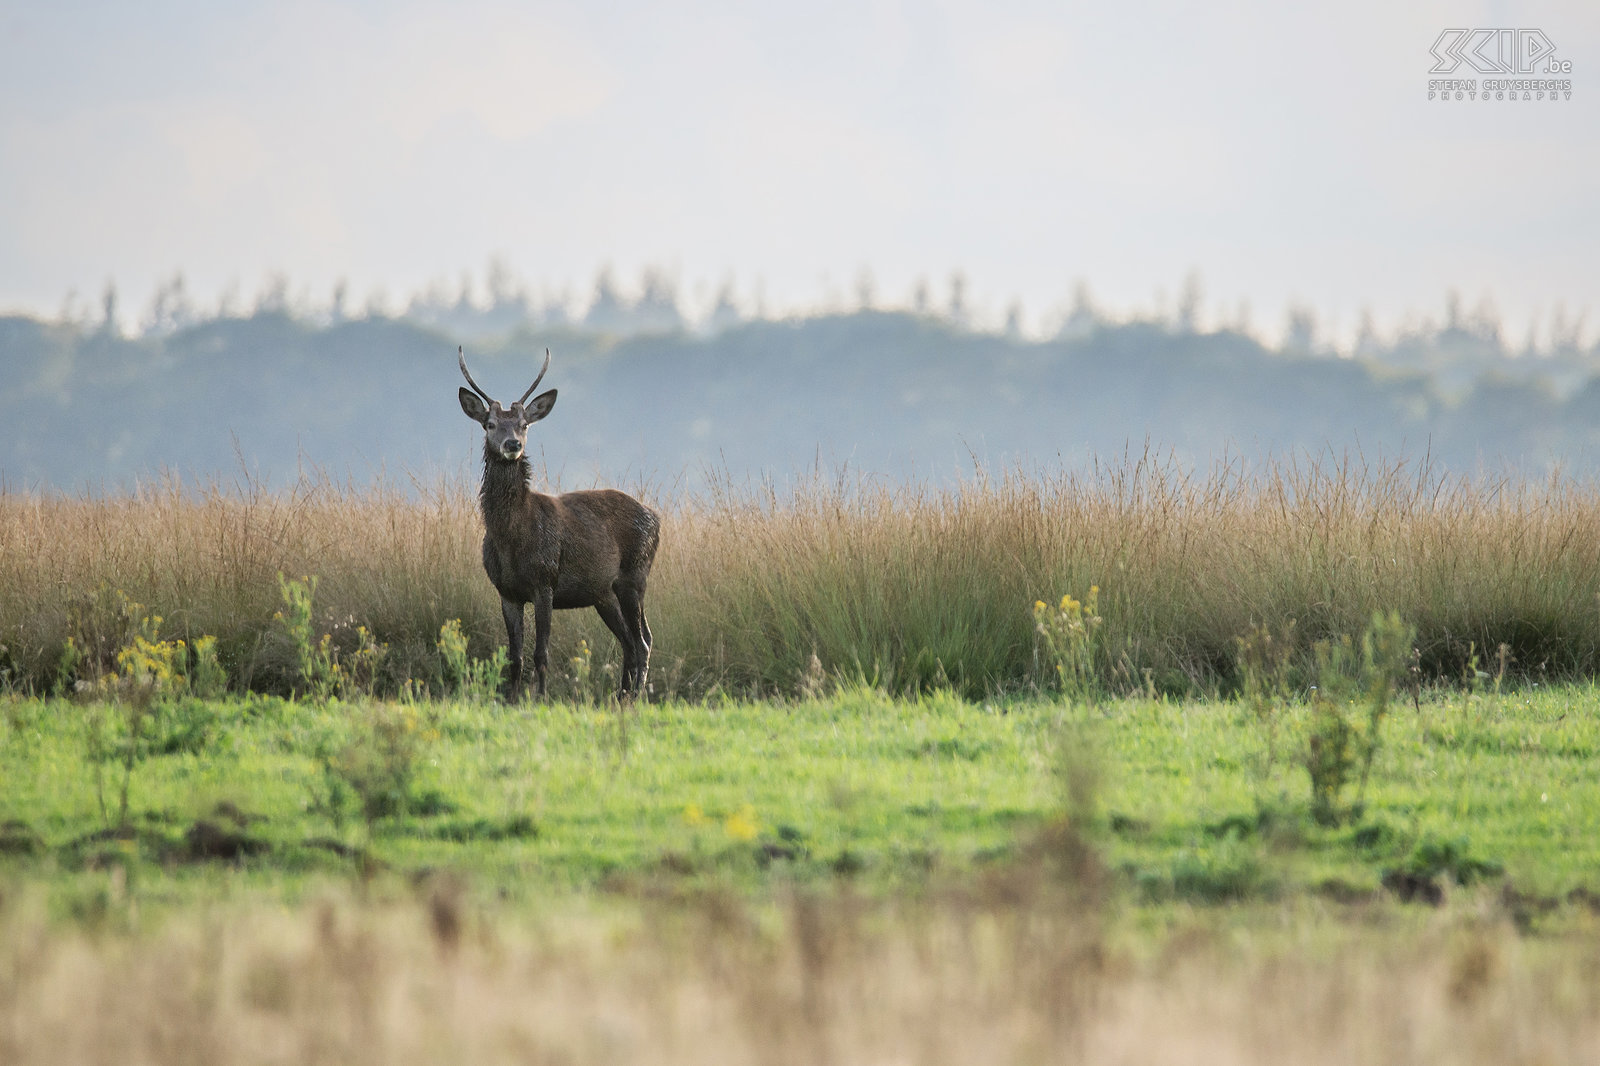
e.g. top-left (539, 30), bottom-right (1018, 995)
top-left (1430, 29), bottom-right (1566, 74)
top-left (1427, 29), bottom-right (1573, 101)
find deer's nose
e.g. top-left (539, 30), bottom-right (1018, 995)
top-left (500, 441), bottom-right (522, 459)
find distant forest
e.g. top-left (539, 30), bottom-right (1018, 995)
top-left (6, 273), bottom-right (1600, 494)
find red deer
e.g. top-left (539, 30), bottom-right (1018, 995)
top-left (457, 346), bottom-right (660, 699)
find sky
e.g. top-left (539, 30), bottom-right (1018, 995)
top-left (0, 0), bottom-right (1596, 346)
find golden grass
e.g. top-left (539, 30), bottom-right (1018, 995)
top-left (5, 453), bottom-right (1600, 697)
top-left (2, 884), bottom-right (1597, 1065)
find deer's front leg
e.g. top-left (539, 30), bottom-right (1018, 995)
top-left (500, 596), bottom-right (525, 698)
top-left (531, 586), bottom-right (554, 697)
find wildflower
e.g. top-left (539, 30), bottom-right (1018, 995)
top-left (723, 805), bottom-right (759, 842)
top-left (1032, 585), bottom-right (1104, 702)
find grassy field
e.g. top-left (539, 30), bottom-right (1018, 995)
top-left (6, 460), bottom-right (1600, 1061)
top-left (3, 683), bottom-right (1596, 908)
top-left (3, 683), bottom-right (1600, 1063)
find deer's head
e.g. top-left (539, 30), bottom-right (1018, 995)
top-left (458, 347), bottom-right (558, 462)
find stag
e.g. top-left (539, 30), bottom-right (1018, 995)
top-left (457, 346), bottom-right (660, 699)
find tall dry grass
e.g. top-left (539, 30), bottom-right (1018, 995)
top-left (1, 884), bottom-right (1596, 1066)
top-left (0, 476), bottom-right (489, 694)
top-left (5, 453), bottom-right (1600, 697)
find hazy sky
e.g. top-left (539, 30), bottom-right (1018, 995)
top-left (1, 1), bottom-right (1595, 345)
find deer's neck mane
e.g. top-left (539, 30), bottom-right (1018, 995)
top-left (480, 445), bottom-right (534, 526)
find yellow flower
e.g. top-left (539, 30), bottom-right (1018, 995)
top-left (723, 805), bottom-right (759, 842)
top-left (1033, 600), bottom-right (1047, 613)
top-left (683, 803), bottom-right (706, 827)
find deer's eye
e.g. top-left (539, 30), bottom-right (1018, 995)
top-left (484, 421), bottom-right (496, 430)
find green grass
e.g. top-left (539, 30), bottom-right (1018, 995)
top-left (3, 684), bottom-right (1597, 919)
top-left (1097, 685), bottom-right (1600, 903)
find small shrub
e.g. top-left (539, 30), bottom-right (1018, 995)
top-left (275, 575), bottom-right (340, 700)
top-left (1355, 609), bottom-right (1416, 800)
top-left (313, 703), bottom-right (437, 831)
top-left (82, 600), bottom-right (229, 828)
top-left (1305, 699), bottom-right (1354, 825)
top-left (275, 574), bottom-right (317, 683)
top-left (1301, 610), bottom-right (1416, 826)
top-left (189, 635), bottom-right (229, 698)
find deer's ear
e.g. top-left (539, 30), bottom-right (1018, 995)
top-left (459, 388), bottom-right (489, 424)
top-left (522, 389), bottom-right (557, 425)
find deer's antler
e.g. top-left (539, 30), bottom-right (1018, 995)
top-left (518, 348), bottom-right (551, 408)
top-left (458, 346), bottom-right (493, 405)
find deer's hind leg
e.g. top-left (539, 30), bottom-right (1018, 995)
top-left (594, 594), bottom-right (636, 699)
top-left (616, 584), bottom-right (651, 696)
